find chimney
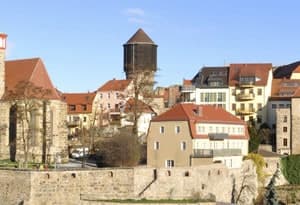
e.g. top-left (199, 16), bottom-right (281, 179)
top-left (0, 33), bottom-right (7, 98)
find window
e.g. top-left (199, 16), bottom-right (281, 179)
top-left (108, 93), bottom-right (111, 99)
top-left (69, 105), bottom-right (76, 111)
top-left (181, 141), bottom-right (186, 151)
top-left (165, 160), bottom-right (174, 168)
top-left (249, 103), bottom-right (254, 112)
top-left (154, 141), bottom-right (160, 150)
top-left (283, 116), bottom-right (288, 123)
top-left (271, 104), bottom-right (277, 109)
top-left (257, 115), bottom-right (262, 124)
top-left (283, 138), bottom-right (288, 146)
top-left (279, 104), bottom-right (285, 108)
top-left (232, 103), bottom-right (236, 111)
top-left (83, 116), bottom-right (87, 122)
top-left (232, 89), bottom-right (236, 96)
top-left (257, 103), bottom-right (262, 111)
top-left (116, 92), bottom-right (119, 99)
top-left (283, 127), bottom-right (288, 132)
top-left (240, 103), bottom-right (245, 110)
top-left (81, 104), bottom-right (87, 111)
top-left (257, 88), bottom-right (262, 96)
top-left (100, 93), bottom-right (103, 99)
top-left (108, 103), bottom-right (111, 109)
top-left (175, 126), bottom-right (180, 134)
top-left (160, 126), bottom-right (165, 134)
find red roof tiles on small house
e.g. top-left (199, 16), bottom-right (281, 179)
top-left (62, 92), bottom-right (96, 114)
top-left (4, 58), bottom-right (61, 100)
top-left (152, 103), bottom-right (248, 140)
top-left (97, 79), bottom-right (131, 92)
top-left (228, 63), bottom-right (272, 86)
top-left (183, 79), bottom-right (192, 86)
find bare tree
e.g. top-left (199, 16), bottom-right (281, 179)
top-left (5, 81), bottom-right (52, 168)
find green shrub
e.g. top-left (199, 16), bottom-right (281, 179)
top-left (281, 155), bottom-right (300, 184)
top-left (244, 153), bottom-right (266, 182)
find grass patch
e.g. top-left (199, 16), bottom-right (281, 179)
top-left (0, 159), bottom-right (54, 169)
top-left (88, 198), bottom-right (214, 203)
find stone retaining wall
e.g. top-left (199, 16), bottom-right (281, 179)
top-left (0, 161), bottom-right (257, 205)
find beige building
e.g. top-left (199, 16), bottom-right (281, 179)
top-left (147, 103), bottom-right (249, 168)
top-left (62, 92), bottom-right (96, 137)
top-left (0, 33), bottom-right (68, 163)
top-left (228, 63), bottom-right (273, 125)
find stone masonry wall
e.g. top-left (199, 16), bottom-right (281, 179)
top-left (0, 161), bottom-right (257, 205)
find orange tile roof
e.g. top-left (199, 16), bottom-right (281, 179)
top-left (4, 58), bottom-right (60, 100)
top-left (228, 63), bottom-right (272, 86)
top-left (126, 28), bottom-right (155, 44)
top-left (293, 65), bottom-right (300, 73)
top-left (97, 79), bottom-right (131, 92)
top-left (62, 92), bottom-right (96, 114)
top-left (270, 78), bottom-right (300, 99)
top-left (152, 103), bottom-right (248, 139)
top-left (183, 79), bottom-right (192, 86)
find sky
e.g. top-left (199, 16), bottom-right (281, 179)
top-left (2, 1), bottom-right (300, 92)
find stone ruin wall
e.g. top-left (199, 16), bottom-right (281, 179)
top-left (0, 161), bottom-right (257, 205)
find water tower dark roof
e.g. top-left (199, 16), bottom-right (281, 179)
top-left (126, 28), bottom-right (155, 44)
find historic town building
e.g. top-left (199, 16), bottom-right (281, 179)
top-left (0, 33), bottom-right (68, 163)
top-left (147, 103), bottom-right (249, 168)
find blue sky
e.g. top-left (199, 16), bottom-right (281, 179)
top-left (2, 1), bottom-right (300, 92)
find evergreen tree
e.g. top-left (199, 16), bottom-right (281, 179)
top-left (264, 169), bottom-right (279, 205)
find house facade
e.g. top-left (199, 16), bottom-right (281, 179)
top-left (62, 92), bottom-right (96, 137)
top-left (147, 103), bottom-right (249, 168)
top-left (0, 33), bottom-right (68, 163)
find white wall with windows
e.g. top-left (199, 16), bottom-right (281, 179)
top-left (195, 88), bottom-right (230, 111)
top-left (192, 138), bottom-right (248, 155)
top-left (196, 123), bottom-right (245, 136)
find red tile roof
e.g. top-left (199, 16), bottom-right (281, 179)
top-left (270, 78), bottom-right (300, 99)
top-left (183, 79), bottom-right (192, 86)
top-left (228, 63), bottom-right (272, 86)
top-left (97, 79), bottom-right (131, 92)
top-left (62, 92), bottom-right (96, 114)
top-left (4, 58), bottom-right (61, 100)
top-left (293, 65), bottom-right (300, 73)
top-left (126, 28), bottom-right (155, 44)
top-left (152, 103), bottom-right (248, 139)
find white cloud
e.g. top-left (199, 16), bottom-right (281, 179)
top-left (124, 8), bottom-right (145, 17)
top-left (128, 17), bottom-right (145, 24)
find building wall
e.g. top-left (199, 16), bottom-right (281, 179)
top-left (276, 108), bottom-right (291, 155)
top-left (291, 98), bottom-right (300, 154)
top-left (0, 99), bottom-right (68, 163)
top-left (0, 160), bottom-right (257, 205)
top-left (147, 121), bottom-right (193, 167)
top-left (0, 46), bottom-right (5, 97)
top-left (267, 100), bottom-right (291, 130)
top-left (195, 88), bottom-right (230, 111)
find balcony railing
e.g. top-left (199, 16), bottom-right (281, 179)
top-left (237, 93), bottom-right (255, 101)
top-left (192, 149), bottom-right (242, 158)
top-left (109, 108), bottom-right (121, 115)
top-left (67, 120), bottom-right (80, 128)
top-left (181, 85), bottom-right (196, 93)
top-left (237, 108), bottom-right (256, 115)
top-left (239, 81), bottom-right (255, 88)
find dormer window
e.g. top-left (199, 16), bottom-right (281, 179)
top-left (69, 105), bottom-right (76, 111)
top-left (81, 104), bottom-right (87, 111)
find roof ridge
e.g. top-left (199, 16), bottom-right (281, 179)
top-left (5, 57), bottom-right (41, 62)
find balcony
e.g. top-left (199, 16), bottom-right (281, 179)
top-left (109, 108), bottom-right (121, 115)
top-left (237, 93), bottom-right (255, 101)
top-left (237, 108), bottom-right (256, 115)
top-left (181, 85), bottom-right (196, 93)
top-left (192, 149), bottom-right (242, 158)
top-left (239, 81), bottom-right (255, 88)
top-left (67, 120), bottom-right (80, 128)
